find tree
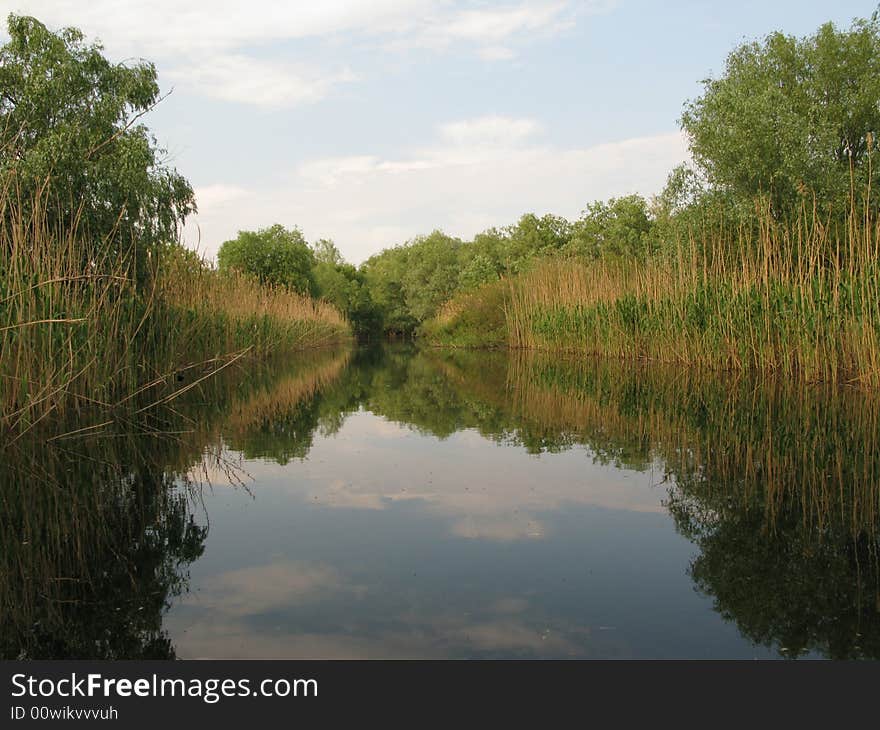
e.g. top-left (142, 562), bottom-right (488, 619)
top-left (458, 252), bottom-right (499, 290)
top-left (311, 238), bottom-right (344, 266)
top-left (399, 230), bottom-right (463, 323)
top-left (681, 13), bottom-right (880, 215)
top-left (566, 195), bottom-right (653, 259)
top-left (0, 15), bottom-right (195, 277)
top-left (217, 224), bottom-right (317, 295)
top-left (310, 239), bottom-right (380, 337)
top-left (362, 246), bottom-right (417, 335)
top-left (504, 213), bottom-right (571, 273)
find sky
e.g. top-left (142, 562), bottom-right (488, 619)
top-left (0, 1), bottom-right (876, 263)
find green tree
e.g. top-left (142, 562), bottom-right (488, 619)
top-left (311, 239), bottom-right (380, 337)
top-left (311, 238), bottom-right (344, 266)
top-left (361, 246), bottom-right (417, 335)
top-left (217, 224), bottom-right (317, 295)
top-left (458, 252), bottom-right (499, 290)
top-left (681, 13), bottom-right (880, 215)
top-left (400, 230), bottom-right (463, 322)
top-left (0, 15), bottom-right (195, 277)
top-left (504, 213), bottom-right (571, 273)
top-left (361, 232), bottom-right (463, 334)
top-left (566, 195), bottom-right (653, 259)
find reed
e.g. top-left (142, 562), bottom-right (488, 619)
top-left (0, 181), bottom-right (351, 442)
top-left (427, 197), bottom-right (880, 386)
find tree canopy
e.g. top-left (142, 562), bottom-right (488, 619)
top-left (217, 224), bottom-right (317, 296)
top-left (681, 13), bottom-right (880, 215)
top-left (0, 14), bottom-right (195, 274)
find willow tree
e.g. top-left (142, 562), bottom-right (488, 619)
top-left (681, 12), bottom-right (880, 216)
top-left (0, 15), bottom-right (195, 280)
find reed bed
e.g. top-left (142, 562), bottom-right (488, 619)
top-left (0, 185), bottom-right (351, 442)
top-left (430, 199), bottom-right (880, 386)
top-left (156, 250), bottom-right (349, 359)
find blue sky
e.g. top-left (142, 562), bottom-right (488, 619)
top-left (2, 1), bottom-right (876, 261)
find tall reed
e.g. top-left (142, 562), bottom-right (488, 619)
top-left (0, 180), bottom-right (351, 442)
top-left (429, 198), bottom-right (880, 386)
top-left (506, 201), bottom-right (880, 384)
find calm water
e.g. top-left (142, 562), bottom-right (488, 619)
top-left (3, 345), bottom-right (878, 659)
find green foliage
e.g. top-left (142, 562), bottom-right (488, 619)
top-left (399, 230), bottom-right (463, 322)
top-left (357, 208), bottom-right (648, 334)
top-left (458, 252), bottom-right (499, 291)
top-left (681, 13), bottom-right (880, 215)
top-left (0, 15), bottom-right (195, 279)
top-left (420, 280), bottom-right (510, 348)
top-left (311, 240), bottom-right (380, 337)
top-left (503, 213), bottom-right (572, 272)
top-left (312, 238), bottom-right (344, 266)
top-left (360, 231), bottom-right (463, 333)
top-left (218, 224), bottom-right (317, 296)
top-left (565, 195), bottom-right (653, 259)
top-left (361, 245), bottom-right (419, 335)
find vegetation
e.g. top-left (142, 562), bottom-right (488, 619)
top-left (0, 16), bottom-right (350, 445)
top-left (0, 190), bottom-right (349, 441)
top-left (310, 238), bottom-right (381, 337)
top-left (0, 15), bottom-right (194, 280)
top-left (431, 198), bottom-right (880, 384)
top-left (680, 14), bottom-right (880, 216)
top-left (5, 7), bottom-right (878, 663)
top-left (421, 12), bottom-right (880, 387)
top-left (217, 224), bottom-right (318, 296)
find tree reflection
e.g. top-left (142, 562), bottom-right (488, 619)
top-left (399, 348), bottom-right (880, 659)
top-left (4, 343), bottom-right (878, 659)
top-left (0, 347), bottom-right (352, 659)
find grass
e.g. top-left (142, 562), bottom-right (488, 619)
top-left (421, 278), bottom-right (510, 348)
top-left (0, 183), bottom-right (351, 443)
top-left (426, 197), bottom-right (880, 386)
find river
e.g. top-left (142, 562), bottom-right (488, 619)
top-left (3, 345), bottom-right (877, 659)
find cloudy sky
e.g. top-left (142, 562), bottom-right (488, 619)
top-left (0, 1), bottom-right (872, 262)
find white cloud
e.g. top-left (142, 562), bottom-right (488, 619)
top-left (184, 120), bottom-right (690, 262)
top-left (438, 2), bottom-right (572, 43)
top-left (194, 183), bottom-right (253, 210)
top-left (168, 55), bottom-right (357, 108)
top-left (438, 115), bottom-right (540, 146)
top-left (1, 1), bottom-right (614, 106)
top-left (1, 0), bottom-right (437, 56)
top-left (478, 45), bottom-right (516, 61)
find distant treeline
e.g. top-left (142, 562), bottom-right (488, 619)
top-left (216, 196), bottom-right (656, 337)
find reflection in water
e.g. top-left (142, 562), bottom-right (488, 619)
top-left (2, 345), bottom-right (878, 658)
top-left (0, 347), bottom-right (351, 658)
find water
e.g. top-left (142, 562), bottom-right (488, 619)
top-left (3, 345), bottom-right (878, 659)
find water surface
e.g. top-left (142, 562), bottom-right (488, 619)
top-left (3, 346), bottom-right (878, 659)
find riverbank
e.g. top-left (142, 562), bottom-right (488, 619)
top-left (423, 203), bottom-right (880, 386)
top-left (0, 199), bottom-right (351, 443)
